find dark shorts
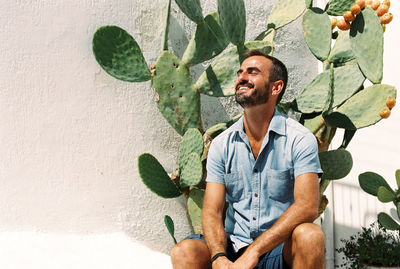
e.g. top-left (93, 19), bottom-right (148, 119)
top-left (184, 234), bottom-right (290, 269)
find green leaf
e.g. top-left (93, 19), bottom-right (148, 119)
top-left (325, 0), bottom-right (354, 16)
top-left (328, 30), bottom-right (356, 64)
top-left (302, 8), bottom-right (331, 61)
top-left (180, 152), bottom-right (203, 188)
top-left (396, 169), bottom-right (400, 189)
top-left (255, 27), bottom-right (275, 43)
top-left (324, 84), bottom-right (396, 130)
top-left (138, 153), bottom-right (182, 198)
top-left (93, 26), bottom-right (151, 82)
top-left (187, 188), bottom-right (205, 234)
top-left (195, 41), bottom-right (273, 97)
top-left (217, 0), bottom-right (246, 46)
top-left (378, 212), bottom-right (400, 230)
top-left (164, 215), bottom-right (177, 244)
top-left (162, 0), bottom-right (172, 51)
top-left (152, 51), bottom-right (201, 135)
top-left (350, 8), bottom-right (384, 84)
top-left (359, 172), bottom-right (392, 196)
top-left (182, 12), bottom-right (229, 67)
top-left (296, 65), bottom-right (365, 114)
top-left (340, 129), bottom-right (356, 149)
top-left (319, 149), bottom-right (353, 180)
top-left (175, 0), bottom-right (203, 24)
top-left (377, 186), bottom-right (395, 203)
top-left (267, 0), bottom-right (307, 29)
top-left (178, 128), bottom-right (204, 174)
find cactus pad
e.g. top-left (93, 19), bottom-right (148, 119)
top-left (325, 0), bottom-right (354, 16)
top-left (182, 12), bottom-right (229, 67)
top-left (92, 26), bottom-right (151, 82)
top-left (324, 84), bottom-right (396, 130)
top-left (180, 152), bottom-right (203, 188)
top-left (175, 0), bottom-right (203, 24)
top-left (328, 30), bottom-right (355, 64)
top-left (195, 41), bottom-right (273, 97)
top-left (396, 170), bottom-right (400, 188)
top-left (359, 171), bottom-right (393, 196)
top-left (217, 0), bottom-right (246, 46)
top-left (267, 0), bottom-right (306, 29)
top-left (377, 186), bottom-right (395, 203)
top-left (378, 212), bottom-right (400, 230)
top-left (350, 8), bottom-right (384, 84)
top-left (187, 188), bottom-right (205, 234)
top-left (164, 215), bottom-right (177, 244)
top-left (302, 113), bottom-right (324, 134)
top-left (302, 8), bottom-right (331, 61)
top-left (255, 28), bottom-right (275, 44)
top-left (296, 65), bottom-right (365, 114)
top-left (178, 128), bottom-right (204, 173)
top-left (152, 51), bottom-right (201, 135)
top-left (138, 153), bottom-right (182, 198)
top-left (318, 149), bottom-right (353, 180)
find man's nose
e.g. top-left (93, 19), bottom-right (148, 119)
top-left (237, 71), bottom-right (249, 83)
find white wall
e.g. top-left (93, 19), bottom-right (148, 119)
top-left (0, 0), bottom-right (317, 261)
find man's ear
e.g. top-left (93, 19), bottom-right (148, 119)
top-left (271, 80), bottom-right (284, 97)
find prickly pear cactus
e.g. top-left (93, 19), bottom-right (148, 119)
top-left (92, 0), bottom-right (397, 239)
top-left (359, 169), bottom-right (400, 230)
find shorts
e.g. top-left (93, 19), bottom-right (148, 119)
top-left (184, 234), bottom-right (290, 269)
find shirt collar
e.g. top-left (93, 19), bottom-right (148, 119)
top-left (230, 109), bottom-right (287, 136)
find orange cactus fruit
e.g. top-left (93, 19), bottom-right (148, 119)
top-left (344, 11), bottom-right (356, 22)
top-left (382, 0), bottom-right (390, 8)
top-left (365, 0), bottom-right (373, 7)
top-left (371, 0), bottom-right (380, 10)
top-left (356, 0), bottom-right (366, 9)
top-left (380, 12), bottom-right (393, 24)
top-left (386, 97), bottom-right (396, 109)
top-left (331, 17), bottom-right (338, 29)
top-left (376, 4), bottom-right (389, 16)
top-left (351, 4), bottom-right (362, 15)
top-left (380, 107), bottom-right (391, 118)
top-left (337, 19), bottom-right (351, 30)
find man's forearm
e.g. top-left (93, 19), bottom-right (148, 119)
top-left (202, 209), bottom-right (227, 257)
top-left (246, 201), bottom-right (318, 258)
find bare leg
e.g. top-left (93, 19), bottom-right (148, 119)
top-left (170, 239), bottom-right (211, 269)
top-left (283, 223), bottom-right (325, 269)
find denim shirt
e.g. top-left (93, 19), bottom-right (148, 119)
top-left (205, 110), bottom-right (323, 251)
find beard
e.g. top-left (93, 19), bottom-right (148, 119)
top-left (235, 82), bottom-right (270, 108)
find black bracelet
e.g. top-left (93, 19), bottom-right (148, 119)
top-left (211, 252), bottom-right (227, 264)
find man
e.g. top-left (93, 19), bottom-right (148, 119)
top-left (171, 49), bottom-right (325, 269)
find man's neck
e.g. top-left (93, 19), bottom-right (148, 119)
top-left (243, 102), bottom-right (275, 142)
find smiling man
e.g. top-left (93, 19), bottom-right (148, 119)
top-left (171, 50), bottom-right (325, 269)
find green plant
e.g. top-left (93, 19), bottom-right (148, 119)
top-left (359, 169), bottom-right (400, 230)
top-left (337, 222), bottom-right (400, 268)
top-left (92, 0), bottom-right (396, 243)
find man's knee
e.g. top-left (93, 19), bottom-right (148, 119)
top-left (292, 223), bottom-right (325, 250)
top-left (170, 239), bottom-right (210, 263)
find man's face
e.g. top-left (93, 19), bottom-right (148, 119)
top-left (234, 56), bottom-right (273, 108)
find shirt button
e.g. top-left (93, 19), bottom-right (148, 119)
top-left (253, 168), bottom-right (258, 173)
top-left (253, 217), bottom-right (256, 221)
top-left (254, 193), bottom-right (258, 198)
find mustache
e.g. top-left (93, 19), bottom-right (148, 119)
top-left (236, 82), bottom-right (254, 90)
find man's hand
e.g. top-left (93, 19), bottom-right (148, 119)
top-left (231, 248), bottom-right (259, 269)
top-left (212, 256), bottom-right (234, 269)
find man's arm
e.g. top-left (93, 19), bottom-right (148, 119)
top-left (233, 172), bottom-right (319, 268)
top-left (202, 182), bottom-right (233, 268)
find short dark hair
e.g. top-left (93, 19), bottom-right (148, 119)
top-left (242, 49), bottom-right (288, 104)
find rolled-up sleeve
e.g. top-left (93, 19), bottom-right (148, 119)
top-left (205, 138), bottom-right (226, 185)
top-left (292, 132), bottom-right (323, 179)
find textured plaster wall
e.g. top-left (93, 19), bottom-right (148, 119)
top-left (0, 0), bottom-right (317, 255)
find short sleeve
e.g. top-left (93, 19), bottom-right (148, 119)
top-left (292, 132), bottom-right (323, 179)
top-left (205, 138), bottom-right (226, 184)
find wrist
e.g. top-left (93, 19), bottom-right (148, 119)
top-left (211, 252), bottom-right (227, 264)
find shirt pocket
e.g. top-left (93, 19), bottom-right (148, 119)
top-left (224, 171), bottom-right (244, 201)
top-left (267, 168), bottom-right (294, 203)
